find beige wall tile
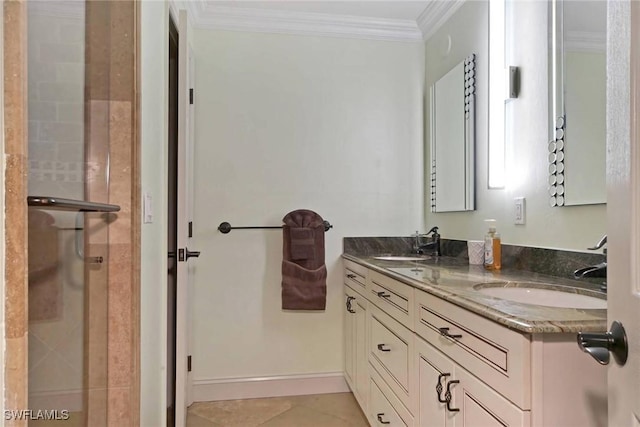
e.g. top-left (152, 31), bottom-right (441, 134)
top-left (4, 9), bottom-right (30, 418)
top-left (86, 387), bottom-right (108, 427)
top-left (107, 386), bottom-right (132, 427)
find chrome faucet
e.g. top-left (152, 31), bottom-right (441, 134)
top-left (413, 227), bottom-right (441, 256)
top-left (573, 234), bottom-right (607, 292)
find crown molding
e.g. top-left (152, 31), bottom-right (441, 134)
top-left (417, 0), bottom-right (466, 41)
top-left (187, 2), bottom-right (424, 42)
top-left (565, 30), bottom-right (606, 53)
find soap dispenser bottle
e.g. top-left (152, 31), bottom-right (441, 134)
top-left (484, 219), bottom-right (502, 270)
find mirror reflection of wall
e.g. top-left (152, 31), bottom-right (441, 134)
top-left (424, 1), bottom-right (487, 219)
top-left (549, 0), bottom-right (606, 207)
top-left (430, 56), bottom-right (476, 212)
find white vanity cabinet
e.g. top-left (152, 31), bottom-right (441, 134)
top-left (368, 303), bottom-right (415, 413)
top-left (344, 261), bottom-right (369, 410)
top-left (342, 258), bottom-right (606, 427)
top-left (414, 291), bottom-right (531, 409)
top-left (417, 336), bottom-right (530, 427)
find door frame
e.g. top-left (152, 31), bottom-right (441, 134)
top-left (170, 8), bottom-right (195, 427)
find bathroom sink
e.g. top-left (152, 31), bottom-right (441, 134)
top-left (373, 255), bottom-right (432, 261)
top-left (473, 282), bottom-right (607, 309)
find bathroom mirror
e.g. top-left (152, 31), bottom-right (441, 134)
top-left (548, 0), bottom-right (606, 207)
top-left (429, 54), bottom-right (476, 212)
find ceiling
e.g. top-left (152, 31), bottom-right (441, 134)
top-left (180, 0), bottom-right (466, 42)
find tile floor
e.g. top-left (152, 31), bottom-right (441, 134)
top-left (187, 392), bottom-right (369, 427)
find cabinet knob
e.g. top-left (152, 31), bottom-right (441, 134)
top-left (376, 413), bottom-right (391, 424)
top-left (347, 273), bottom-right (357, 279)
top-left (377, 291), bottom-right (391, 298)
top-left (377, 343), bottom-right (391, 352)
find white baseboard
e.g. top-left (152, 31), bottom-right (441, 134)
top-left (29, 389), bottom-right (83, 412)
top-left (192, 372), bottom-right (349, 402)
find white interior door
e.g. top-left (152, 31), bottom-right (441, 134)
top-left (606, 1), bottom-right (640, 425)
top-left (175, 9), bottom-right (199, 427)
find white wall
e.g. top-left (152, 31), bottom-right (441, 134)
top-left (190, 29), bottom-right (424, 386)
top-left (140, 1), bottom-right (168, 424)
top-left (425, 1), bottom-right (606, 252)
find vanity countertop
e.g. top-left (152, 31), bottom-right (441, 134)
top-left (342, 253), bottom-right (607, 334)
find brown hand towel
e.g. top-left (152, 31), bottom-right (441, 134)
top-left (281, 260), bottom-right (327, 310)
top-left (281, 209), bottom-right (327, 310)
top-left (289, 227), bottom-right (316, 261)
top-left (282, 209), bottom-right (325, 270)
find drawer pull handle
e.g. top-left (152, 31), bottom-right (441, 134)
top-left (436, 373), bottom-right (451, 403)
top-left (377, 343), bottom-right (391, 352)
top-left (376, 413), bottom-right (391, 424)
top-left (347, 273), bottom-right (357, 279)
top-left (377, 291), bottom-right (391, 298)
top-left (439, 327), bottom-right (462, 339)
top-left (445, 380), bottom-right (460, 412)
top-left (346, 296), bottom-right (356, 314)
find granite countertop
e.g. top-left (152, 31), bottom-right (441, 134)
top-left (342, 253), bottom-right (607, 334)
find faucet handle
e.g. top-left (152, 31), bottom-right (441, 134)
top-left (588, 235), bottom-right (607, 251)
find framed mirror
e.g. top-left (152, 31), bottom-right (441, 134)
top-left (548, 0), bottom-right (606, 207)
top-left (429, 54), bottom-right (476, 212)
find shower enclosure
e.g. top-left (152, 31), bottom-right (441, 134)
top-left (24, 1), bottom-right (138, 425)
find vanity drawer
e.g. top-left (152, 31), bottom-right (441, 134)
top-left (368, 304), bottom-right (415, 413)
top-left (369, 367), bottom-right (413, 427)
top-left (344, 259), bottom-right (367, 292)
top-left (367, 270), bottom-right (415, 329)
top-left (414, 290), bottom-right (531, 409)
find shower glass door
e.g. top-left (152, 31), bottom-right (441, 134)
top-left (27, 1), bottom-right (112, 425)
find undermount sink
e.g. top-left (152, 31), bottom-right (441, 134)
top-left (473, 282), bottom-right (607, 309)
top-left (373, 255), bottom-right (432, 261)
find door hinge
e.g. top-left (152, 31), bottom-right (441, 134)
top-left (188, 221), bottom-right (193, 238)
top-left (187, 355), bottom-right (192, 372)
top-left (189, 88), bottom-right (194, 105)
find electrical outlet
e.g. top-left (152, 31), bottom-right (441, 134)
top-left (514, 197), bottom-right (525, 225)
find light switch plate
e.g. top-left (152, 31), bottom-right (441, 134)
top-left (514, 197), bottom-right (525, 225)
top-left (143, 192), bottom-right (153, 224)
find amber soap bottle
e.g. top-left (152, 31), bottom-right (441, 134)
top-left (484, 219), bottom-right (502, 270)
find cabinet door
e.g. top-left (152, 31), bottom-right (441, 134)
top-left (416, 337), bottom-right (455, 427)
top-left (345, 289), bottom-right (357, 389)
top-left (452, 367), bottom-right (530, 427)
top-left (354, 293), bottom-right (368, 406)
top-left (369, 371), bottom-right (411, 427)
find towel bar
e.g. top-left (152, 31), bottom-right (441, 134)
top-left (218, 220), bottom-right (332, 234)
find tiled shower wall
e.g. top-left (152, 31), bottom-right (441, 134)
top-left (85, 2), bottom-right (141, 425)
top-left (26, 1), bottom-right (86, 411)
top-left (3, 1), bottom-right (140, 425)
top-left (27, 1), bottom-right (84, 199)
